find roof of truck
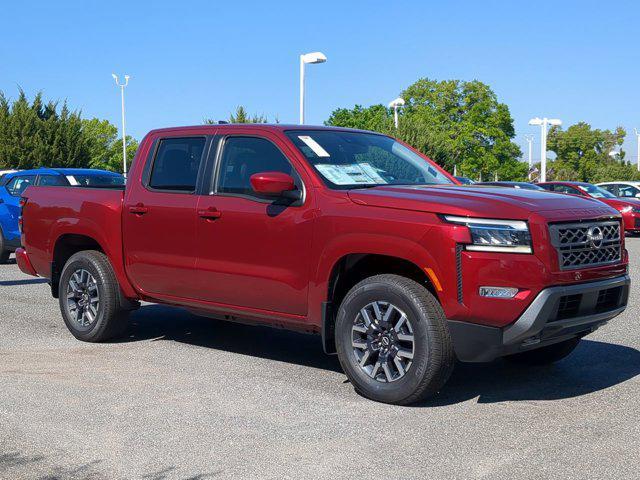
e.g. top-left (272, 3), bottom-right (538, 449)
top-left (146, 124), bottom-right (383, 136)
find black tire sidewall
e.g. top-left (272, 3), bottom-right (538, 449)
top-left (336, 279), bottom-right (434, 404)
top-left (0, 227), bottom-right (9, 263)
top-left (59, 253), bottom-right (115, 342)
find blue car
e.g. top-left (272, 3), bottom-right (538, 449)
top-left (0, 168), bottom-right (125, 263)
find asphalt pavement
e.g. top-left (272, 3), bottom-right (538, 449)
top-left (1, 240), bottom-right (639, 479)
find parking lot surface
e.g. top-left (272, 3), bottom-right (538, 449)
top-left (1, 240), bottom-right (639, 480)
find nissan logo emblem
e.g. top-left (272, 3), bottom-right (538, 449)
top-left (587, 226), bottom-right (604, 249)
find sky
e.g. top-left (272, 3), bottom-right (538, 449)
top-left (1, 0), bottom-right (638, 164)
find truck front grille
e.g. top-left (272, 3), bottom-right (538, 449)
top-left (549, 220), bottom-right (621, 270)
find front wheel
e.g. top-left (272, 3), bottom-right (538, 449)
top-left (59, 250), bottom-right (129, 342)
top-left (335, 274), bottom-right (455, 405)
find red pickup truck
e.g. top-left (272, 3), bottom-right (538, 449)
top-left (16, 125), bottom-right (630, 404)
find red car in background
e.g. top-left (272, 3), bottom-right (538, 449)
top-left (539, 181), bottom-right (640, 234)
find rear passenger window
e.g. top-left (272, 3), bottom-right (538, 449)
top-left (149, 137), bottom-right (206, 192)
top-left (38, 175), bottom-right (68, 186)
top-left (217, 137), bottom-right (297, 198)
top-left (5, 175), bottom-right (36, 196)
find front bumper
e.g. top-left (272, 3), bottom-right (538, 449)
top-left (448, 275), bottom-right (630, 362)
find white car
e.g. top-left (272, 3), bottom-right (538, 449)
top-left (596, 181), bottom-right (640, 200)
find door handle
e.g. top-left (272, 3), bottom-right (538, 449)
top-left (129, 204), bottom-right (148, 215)
top-left (198, 208), bottom-right (222, 220)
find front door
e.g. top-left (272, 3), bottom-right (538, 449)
top-left (123, 135), bottom-right (209, 299)
top-left (194, 131), bottom-right (314, 316)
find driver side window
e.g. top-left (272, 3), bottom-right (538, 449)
top-left (216, 136), bottom-right (299, 199)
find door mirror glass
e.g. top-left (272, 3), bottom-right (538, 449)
top-left (250, 171), bottom-right (296, 196)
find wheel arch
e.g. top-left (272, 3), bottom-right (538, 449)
top-left (320, 251), bottom-right (442, 354)
top-left (51, 233), bottom-right (138, 309)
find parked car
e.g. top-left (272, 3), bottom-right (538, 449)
top-left (477, 181), bottom-right (545, 191)
top-left (597, 181), bottom-right (640, 200)
top-left (0, 168), bottom-right (124, 262)
top-left (455, 176), bottom-right (475, 185)
top-left (539, 181), bottom-right (640, 234)
top-left (16, 125), bottom-right (630, 404)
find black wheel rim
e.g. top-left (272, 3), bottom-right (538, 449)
top-left (65, 269), bottom-right (100, 328)
top-left (351, 301), bottom-right (415, 383)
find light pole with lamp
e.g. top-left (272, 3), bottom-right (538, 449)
top-left (299, 52), bottom-right (327, 124)
top-left (112, 73), bottom-right (130, 177)
top-left (634, 128), bottom-right (640, 172)
top-left (388, 97), bottom-right (405, 129)
top-left (524, 134), bottom-right (534, 168)
top-left (528, 117), bottom-right (562, 182)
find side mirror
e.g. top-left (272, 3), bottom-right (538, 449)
top-left (250, 171), bottom-right (297, 197)
top-left (635, 193), bottom-right (640, 199)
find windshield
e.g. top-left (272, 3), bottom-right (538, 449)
top-left (66, 174), bottom-right (125, 187)
top-left (517, 183), bottom-right (545, 191)
top-left (580, 183), bottom-right (616, 199)
top-left (285, 130), bottom-right (453, 189)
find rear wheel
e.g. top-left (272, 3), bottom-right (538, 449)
top-left (335, 274), bottom-right (455, 405)
top-left (59, 250), bottom-right (129, 342)
top-left (505, 337), bottom-right (580, 365)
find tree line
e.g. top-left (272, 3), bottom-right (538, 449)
top-left (0, 90), bottom-right (137, 172)
top-left (1, 85), bottom-right (637, 183)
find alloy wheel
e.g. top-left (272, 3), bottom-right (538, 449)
top-left (65, 269), bottom-right (100, 328)
top-left (351, 301), bottom-right (415, 383)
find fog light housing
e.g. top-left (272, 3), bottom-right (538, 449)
top-left (479, 286), bottom-right (518, 298)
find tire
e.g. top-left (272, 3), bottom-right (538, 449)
top-left (505, 337), bottom-right (580, 365)
top-left (58, 250), bottom-right (129, 342)
top-left (0, 230), bottom-right (10, 264)
top-left (335, 274), bottom-right (455, 405)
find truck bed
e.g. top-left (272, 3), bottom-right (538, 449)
top-left (20, 186), bottom-right (128, 291)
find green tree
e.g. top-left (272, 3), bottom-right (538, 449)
top-left (326, 78), bottom-right (526, 181)
top-left (0, 90), bottom-right (90, 169)
top-left (81, 118), bottom-right (139, 172)
top-left (545, 122), bottom-right (639, 181)
top-left (204, 105), bottom-right (268, 124)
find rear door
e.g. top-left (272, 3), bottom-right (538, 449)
top-left (123, 135), bottom-right (211, 299)
top-left (193, 130), bottom-right (314, 316)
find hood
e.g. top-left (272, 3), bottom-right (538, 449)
top-left (347, 185), bottom-right (620, 220)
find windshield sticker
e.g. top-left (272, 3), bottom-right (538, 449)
top-left (298, 135), bottom-right (331, 157)
top-left (316, 163), bottom-right (388, 185)
top-left (66, 175), bottom-right (79, 186)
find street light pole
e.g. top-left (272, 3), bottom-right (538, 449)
top-left (299, 52), bottom-right (327, 124)
top-left (634, 128), bottom-right (640, 172)
top-left (112, 73), bottom-right (130, 177)
top-left (529, 117), bottom-right (561, 182)
top-left (524, 134), bottom-right (534, 168)
top-left (388, 97), bottom-right (405, 129)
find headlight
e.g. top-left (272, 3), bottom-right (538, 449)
top-left (619, 205), bottom-right (633, 214)
top-left (444, 216), bottom-right (533, 253)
